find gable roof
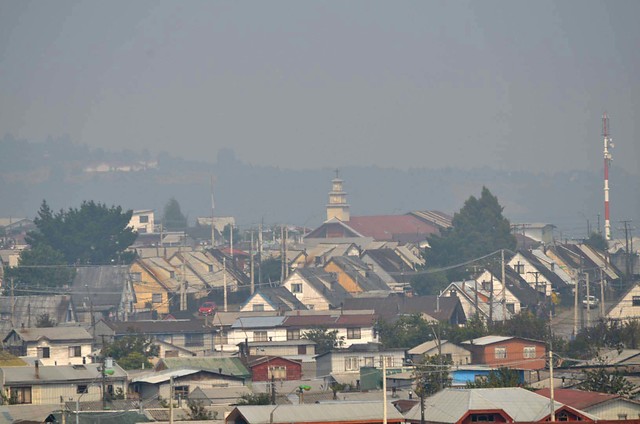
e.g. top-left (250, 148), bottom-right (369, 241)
top-left (535, 388), bottom-right (632, 410)
top-left (1, 363), bottom-right (127, 385)
top-left (245, 287), bottom-right (307, 311)
top-left (326, 256), bottom-right (390, 292)
top-left (105, 319), bottom-right (215, 335)
top-left (155, 356), bottom-right (251, 378)
top-left (0, 295), bottom-right (75, 338)
top-left (72, 265), bottom-right (129, 312)
top-left (481, 266), bottom-right (540, 307)
top-left (293, 267), bottom-right (352, 308)
top-left (4, 326), bottom-right (92, 343)
top-left (408, 210), bottom-right (453, 230)
top-left (405, 388), bottom-right (593, 423)
top-left (515, 250), bottom-right (568, 290)
top-left (347, 214), bottom-right (439, 243)
top-left (342, 293), bottom-right (465, 324)
top-left (363, 248), bottom-right (415, 277)
top-left (461, 335), bottom-right (545, 346)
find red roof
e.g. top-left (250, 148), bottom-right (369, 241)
top-left (347, 215), bottom-right (439, 242)
top-left (536, 388), bottom-right (621, 409)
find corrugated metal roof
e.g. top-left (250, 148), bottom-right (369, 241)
top-left (7, 326), bottom-right (92, 342)
top-left (1, 363), bottom-right (127, 384)
top-left (233, 401), bottom-right (404, 423)
top-left (232, 316), bottom-right (286, 329)
top-left (461, 335), bottom-right (514, 345)
top-left (156, 356), bottom-right (251, 378)
top-left (405, 388), bottom-right (590, 423)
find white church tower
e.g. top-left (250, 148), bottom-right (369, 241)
top-left (326, 170), bottom-right (350, 222)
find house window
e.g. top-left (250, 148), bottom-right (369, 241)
top-left (169, 271), bottom-right (175, 278)
top-left (9, 387), bottom-right (32, 404)
top-left (208, 265), bottom-right (214, 272)
top-left (618, 414), bottom-right (628, 420)
top-left (345, 356), bottom-right (360, 371)
top-left (364, 357), bottom-right (375, 367)
top-left (69, 346), bottom-right (82, 357)
top-left (298, 345), bottom-right (307, 355)
top-left (77, 385), bottom-right (88, 394)
top-left (268, 366), bottom-right (287, 380)
top-left (254, 331), bottom-right (268, 342)
top-left (347, 328), bottom-right (361, 339)
top-left (481, 281), bottom-right (491, 291)
top-left (471, 414), bottom-right (495, 422)
top-left (506, 303), bottom-right (515, 313)
top-left (174, 385), bottom-right (189, 400)
top-left (152, 293), bottom-right (162, 303)
top-left (557, 411), bottom-right (570, 421)
top-left (185, 333), bottom-right (204, 347)
top-left (253, 304), bottom-right (265, 312)
top-left (138, 227), bottom-right (147, 234)
top-left (130, 272), bottom-right (142, 282)
top-left (139, 215), bottom-right (149, 223)
top-left (291, 283), bottom-right (303, 293)
top-left (494, 347), bottom-right (507, 359)
top-left (633, 296), bottom-right (640, 307)
top-left (523, 346), bottom-right (537, 359)
top-left (287, 329), bottom-right (300, 340)
top-left (514, 262), bottom-right (525, 274)
top-left (379, 355), bottom-right (393, 368)
top-left (214, 332), bottom-right (228, 345)
top-left (38, 347), bottom-right (50, 359)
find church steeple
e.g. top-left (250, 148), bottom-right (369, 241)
top-left (326, 169), bottom-right (350, 222)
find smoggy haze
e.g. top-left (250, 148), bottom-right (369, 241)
top-left (0, 1), bottom-right (638, 174)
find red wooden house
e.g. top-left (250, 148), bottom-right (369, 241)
top-left (248, 355), bottom-right (302, 382)
top-left (460, 335), bottom-right (546, 370)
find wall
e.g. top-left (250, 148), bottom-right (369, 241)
top-left (471, 340), bottom-right (546, 370)
top-left (251, 358), bottom-right (302, 381)
top-left (324, 262), bottom-right (361, 293)
top-left (25, 340), bottom-right (92, 366)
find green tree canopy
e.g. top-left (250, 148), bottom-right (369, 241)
top-left (302, 328), bottom-right (344, 354)
top-left (4, 243), bottom-right (76, 292)
top-left (162, 198), bottom-right (188, 230)
top-left (26, 200), bottom-right (136, 265)
top-left (414, 354), bottom-right (452, 397)
top-left (426, 187), bottom-right (516, 280)
top-left (102, 330), bottom-right (159, 370)
top-left (584, 232), bottom-right (608, 252)
top-left (577, 361), bottom-right (635, 396)
top-left (466, 367), bottom-right (522, 388)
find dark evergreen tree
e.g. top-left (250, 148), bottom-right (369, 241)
top-left (162, 198), bottom-right (188, 230)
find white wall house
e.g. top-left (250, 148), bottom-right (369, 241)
top-left (508, 252), bottom-right (554, 297)
top-left (3, 327), bottom-right (93, 366)
top-left (129, 209), bottom-right (155, 234)
top-left (315, 345), bottom-right (406, 381)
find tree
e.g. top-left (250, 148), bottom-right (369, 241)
top-left (414, 354), bottom-right (452, 397)
top-left (260, 257), bottom-right (282, 284)
top-left (35, 313), bottom-right (56, 327)
top-left (25, 200), bottom-right (136, 265)
top-left (222, 224), bottom-right (240, 243)
top-left (163, 198), bottom-right (187, 230)
top-left (585, 232), bottom-right (608, 252)
top-left (466, 367), bottom-right (522, 388)
top-left (4, 243), bottom-right (76, 292)
top-left (302, 328), bottom-right (344, 354)
top-left (578, 361), bottom-right (635, 396)
top-left (187, 400), bottom-right (215, 420)
top-left (102, 330), bottom-right (159, 370)
top-left (237, 393), bottom-right (271, 405)
top-left (426, 187), bottom-right (516, 280)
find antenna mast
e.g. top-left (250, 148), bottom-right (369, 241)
top-left (603, 113), bottom-right (614, 241)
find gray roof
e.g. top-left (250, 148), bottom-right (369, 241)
top-left (4, 326), bottom-right (92, 343)
top-left (328, 256), bottom-right (390, 292)
top-left (106, 319), bottom-right (215, 335)
top-left (131, 368), bottom-right (244, 384)
top-left (72, 265), bottom-right (129, 312)
top-left (230, 401), bottom-right (405, 424)
top-left (404, 388), bottom-right (590, 422)
top-left (231, 315), bottom-right (286, 329)
top-left (0, 363), bottom-right (126, 385)
top-left (0, 294), bottom-right (75, 339)
top-left (155, 356), bottom-right (251, 378)
top-left (250, 287), bottom-right (307, 311)
top-left (295, 268), bottom-right (352, 308)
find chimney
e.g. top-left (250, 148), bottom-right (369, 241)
top-left (35, 361), bottom-right (40, 379)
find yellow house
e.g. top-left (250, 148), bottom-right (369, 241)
top-left (323, 256), bottom-right (390, 294)
top-left (129, 258), bottom-right (180, 315)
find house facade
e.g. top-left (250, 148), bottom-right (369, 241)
top-left (128, 209), bottom-right (155, 234)
top-left (248, 356), bottom-right (303, 381)
top-left (0, 363), bottom-right (127, 405)
top-left (461, 335), bottom-right (546, 370)
top-left (282, 268), bottom-right (350, 311)
top-left (315, 343), bottom-right (406, 377)
top-left (3, 327), bottom-right (93, 366)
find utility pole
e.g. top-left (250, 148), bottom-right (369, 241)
top-left (258, 221), bottom-right (263, 284)
top-left (619, 220), bottom-right (634, 284)
top-left (250, 231), bottom-right (255, 295)
top-left (223, 257), bottom-right (228, 312)
top-left (501, 250), bottom-right (507, 321)
top-left (549, 307), bottom-right (555, 422)
top-left (573, 272), bottom-right (579, 338)
top-left (211, 175), bottom-right (215, 247)
top-left (382, 358), bottom-right (388, 424)
top-left (488, 273), bottom-right (494, 325)
top-left (230, 223), bottom-right (234, 261)
top-left (599, 267), bottom-right (606, 318)
top-left (101, 340), bottom-right (107, 410)
top-left (603, 113), bottom-right (613, 241)
top-left (10, 277), bottom-right (14, 326)
top-left (169, 376), bottom-right (174, 424)
top-left (586, 273), bottom-right (591, 329)
top-left (280, 225), bottom-right (285, 284)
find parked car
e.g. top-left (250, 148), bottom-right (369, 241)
top-left (582, 295), bottom-right (599, 309)
top-left (198, 301), bottom-right (217, 315)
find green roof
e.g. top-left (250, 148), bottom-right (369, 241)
top-left (157, 356), bottom-right (251, 378)
top-left (0, 349), bottom-right (27, 366)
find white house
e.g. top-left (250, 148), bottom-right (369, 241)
top-left (607, 283), bottom-right (640, 322)
top-left (129, 209), bottom-right (155, 234)
top-left (281, 268), bottom-right (351, 311)
top-left (3, 327), bottom-right (93, 366)
top-left (315, 343), bottom-right (406, 383)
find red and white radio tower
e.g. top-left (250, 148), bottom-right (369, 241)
top-left (602, 113), bottom-right (614, 241)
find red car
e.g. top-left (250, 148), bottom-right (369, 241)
top-left (198, 301), bottom-right (217, 316)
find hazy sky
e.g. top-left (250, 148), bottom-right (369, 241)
top-left (1, 1), bottom-right (638, 174)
